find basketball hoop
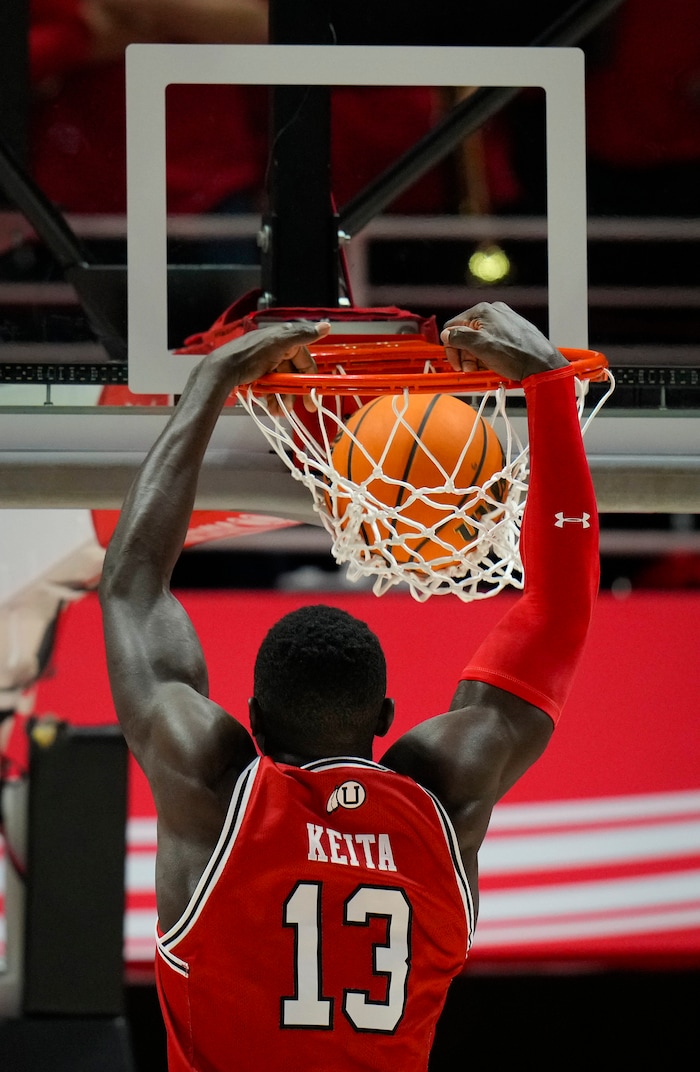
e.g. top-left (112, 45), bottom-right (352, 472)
top-left (235, 339), bottom-right (613, 602)
top-left (244, 338), bottom-right (610, 397)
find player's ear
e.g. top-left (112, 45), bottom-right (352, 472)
top-left (248, 697), bottom-right (265, 748)
top-left (375, 698), bottom-right (395, 738)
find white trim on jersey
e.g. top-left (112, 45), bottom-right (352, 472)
top-left (158, 756), bottom-right (261, 954)
top-left (302, 756), bottom-right (392, 773)
top-left (156, 941), bottom-right (189, 977)
top-left (419, 785), bottom-right (476, 953)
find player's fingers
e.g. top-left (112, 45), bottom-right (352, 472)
top-left (288, 344), bottom-right (318, 375)
top-left (287, 346), bottom-right (321, 411)
top-left (441, 321), bottom-right (485, 372)
top-left (441, 319), bottom-right (483, 345)
top-left (261, 344), bottom-right (318, 417)
top-left (444, 348), bottom-right (481, 373)
top-left (275, 335), bottom-right (325, 412)
top-left (265, 392), bottom-right (295, 417)
top-left (274, 319), bottom-right (330, 363)
top-left (443, 303), bottom-right (491, 331)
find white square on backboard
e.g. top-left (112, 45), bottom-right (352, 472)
top-left (126, 45), bottom-right (587, 394)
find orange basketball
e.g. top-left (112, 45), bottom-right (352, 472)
top-left (330, 393), bottom-right (506, 567)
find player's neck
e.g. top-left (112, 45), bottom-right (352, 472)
top-left (265, 745), bottom-right (373, 767)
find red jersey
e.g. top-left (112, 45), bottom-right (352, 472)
top-left (156, 756), bottom-right (473, 1071)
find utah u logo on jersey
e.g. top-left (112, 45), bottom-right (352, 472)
top-left (327, 780), bottom-right (367, 813)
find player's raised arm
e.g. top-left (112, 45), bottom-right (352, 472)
top-left (382, 303), bottom-right (599, 887)
top-left (99, 321), bottom-right (330, 785)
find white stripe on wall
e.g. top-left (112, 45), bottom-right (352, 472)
top-left (479, 869), bottom-right (700, 922)
top-left (480, 820), bottom-right (700, 873)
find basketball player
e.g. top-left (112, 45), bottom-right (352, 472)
top-left (100, 301), bottom-right (598, 1071)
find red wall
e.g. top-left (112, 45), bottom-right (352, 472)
top-left (27, 588), bottom-right (700, 968)
top-left (35, 588), bottom-right (700, 806)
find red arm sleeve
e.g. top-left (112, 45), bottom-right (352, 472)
top-left (459, 366), bottom-right (600, 723)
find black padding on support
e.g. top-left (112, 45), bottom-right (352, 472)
top-left (22, 723), bottom-right (129, 1017)
top-left (0, 1016), bottom-right (135, 1072)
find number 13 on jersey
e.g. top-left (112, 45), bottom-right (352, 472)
top-left (281, 881), bottom-right (412, 1033)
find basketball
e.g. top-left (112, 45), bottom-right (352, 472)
top-left (329, 393), bottom-right (506, 567)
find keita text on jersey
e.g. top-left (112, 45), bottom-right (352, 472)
top-left (306, 823), bottom-right (397, 871)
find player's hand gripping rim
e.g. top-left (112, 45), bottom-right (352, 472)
top-left (212, 319), bottom-right (331, 414)
top-left (441, 301), bottom-right (568, 381)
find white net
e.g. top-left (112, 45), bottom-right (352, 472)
top-left (235, 373), bottom-right (613, 602)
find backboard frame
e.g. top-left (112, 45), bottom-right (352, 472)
top-left (125, 44), bottom-right (588, 393)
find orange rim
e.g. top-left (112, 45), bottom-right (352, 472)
top-left (244, 340), bottom-right (609, 397)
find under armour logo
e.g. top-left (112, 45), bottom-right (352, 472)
top-left (554, 512), bottom-right (591, 528)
